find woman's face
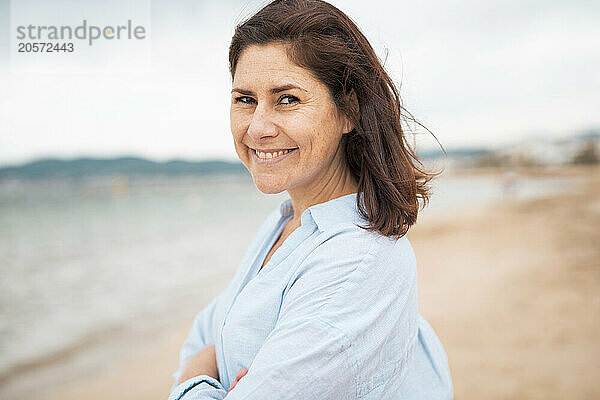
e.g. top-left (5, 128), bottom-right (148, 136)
top-left (230, 43), bottom-right (352, 195)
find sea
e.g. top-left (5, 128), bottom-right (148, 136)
top-left (0, 169), bottom-right (583, 395)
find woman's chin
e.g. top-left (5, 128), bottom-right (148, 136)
top-left (252, 176), bottom-right (287, 194)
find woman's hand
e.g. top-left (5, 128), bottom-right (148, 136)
top-left (177, 344), bottom-right (219, 385)
top-left (228, 368), bottom-right (248, 393)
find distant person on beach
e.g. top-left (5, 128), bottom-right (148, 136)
top-left (501, 171), bottom-right (518, 197)
top-left (168, 0), bottom-right (452, 398)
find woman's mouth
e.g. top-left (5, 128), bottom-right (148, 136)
top-left (251, 147), bottom-right (298, 164)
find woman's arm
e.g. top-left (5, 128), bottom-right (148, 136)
top-left (167, 235), bottom-right (419, 399)
top-left (177, 344), bottom-right (219, 385)
top-left (171, 291), bottom-right (224, 390)
top-left (170, 208), bottom-right (285, 393)
top-left (169, 317), bottom-right (358, 399)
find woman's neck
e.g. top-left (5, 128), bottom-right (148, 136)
top-left (286, 161), bottom-right (358, 227)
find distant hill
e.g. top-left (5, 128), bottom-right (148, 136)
top-left (416, 147), bottom-right (491, 159)
top-left (0, 157), bottom-right (249, 180)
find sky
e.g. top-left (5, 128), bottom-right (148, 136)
top-left (0, 0), bottom-right (598, 167)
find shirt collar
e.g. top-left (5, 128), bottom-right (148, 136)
top-left (278, 192), bottom-right (365, 231)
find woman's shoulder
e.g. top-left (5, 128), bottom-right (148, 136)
top-left (290, 214), bottom-right (417, 301)
top-left (283, 191), bottom-right (418, 279)
top-left (309, 226), bottom-right (417, 281)
top-left (306, 193), bottom-right (416, 261)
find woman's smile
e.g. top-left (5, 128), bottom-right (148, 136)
top-left (250, 146), bottom-right (299, 165)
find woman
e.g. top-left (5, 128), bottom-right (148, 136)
top-left (169, 0), bottom-right (452, 398)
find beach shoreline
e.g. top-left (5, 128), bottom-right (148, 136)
top-left (2, 165), bottom-right (598, 400)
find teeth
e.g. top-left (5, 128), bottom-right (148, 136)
top-left (255, 148), bottom-right (294, 159)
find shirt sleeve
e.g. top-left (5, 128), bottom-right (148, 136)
top-left (168, 232), bottom-right (419, 400)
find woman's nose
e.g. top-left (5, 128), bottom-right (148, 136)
top-left (247, 103), bottom-right (278, 140)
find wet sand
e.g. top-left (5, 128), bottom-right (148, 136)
top-left (18, 166), bottom-right (600, 399)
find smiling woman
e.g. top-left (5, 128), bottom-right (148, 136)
top-left (168, 0), bottom-right (452, 399)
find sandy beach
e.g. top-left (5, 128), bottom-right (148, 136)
top-left (9, 165), bottom-right (600, 400)
top-left (410, 165), bottom-right (600, 399)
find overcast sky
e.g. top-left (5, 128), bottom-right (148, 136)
top-left (0, 0), bottom-right (598, 167)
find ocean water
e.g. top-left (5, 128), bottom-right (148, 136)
top-left (0, 171), bottom-right (582, 390)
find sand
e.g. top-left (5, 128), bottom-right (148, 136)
top-left (13, 165), bottom-right (600, 400)
top-left (409, 165), bottom-right (600, 399)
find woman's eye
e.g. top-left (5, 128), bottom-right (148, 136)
top-left (234, 96), bottom-right (256, 105)
top-left (278, 94), bottom-right (299, 105)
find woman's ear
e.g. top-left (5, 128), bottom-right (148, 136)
top-left (341, 89), bottom-right (359, 135)
top-left (341, 115), bottom-right (354, 135)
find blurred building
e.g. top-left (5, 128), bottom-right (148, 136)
top-left (472, 131), bottom-right (599, 168)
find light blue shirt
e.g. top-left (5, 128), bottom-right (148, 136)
top-left (169, 192), bottom-right (453, 399)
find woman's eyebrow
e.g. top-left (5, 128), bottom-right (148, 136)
top-left (231, 85), bottom-right (307, 95)
top-left (270, 84), bottom-right (307, 94)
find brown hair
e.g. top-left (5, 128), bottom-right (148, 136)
top-left (229, 0), bottom-right (441, 238)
